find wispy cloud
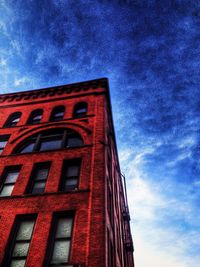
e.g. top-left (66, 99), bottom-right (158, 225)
top-left (120, 146), bottom-right (200, 267)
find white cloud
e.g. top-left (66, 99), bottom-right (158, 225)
top-left (0, 58), bottom-right (7, 66)
top-left (10, 40), bottom-right (22, 57)
top-left (14, 76), bottom-right (31, 87)
top-left (134, 234), bottom-right (195, 267)
top-left (119, 147), bottom-right (200, 267)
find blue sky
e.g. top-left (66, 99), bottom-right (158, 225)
top-left (0, 0), bottom-right (200, 266)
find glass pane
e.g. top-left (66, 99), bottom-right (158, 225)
top-left (66, 165), bottom-right (79, 177)
top-left (0, 185), bottom-right (14, 196)
top-left (76, 108), bottom-right (87, 114)
top-left (33, 115), bottom-right (42, 121)
top-left (52, 240), bottom-right (70, 261)
top-left (20, 142), bottom-right (35, 153)
top-left (41, 131), bottom-right (63, 138)
top-left (0, 141), bottom-right (7, 147)
top-left (16, 221), bottom-right (35, 240)
top-left (12, 117), bottom-right (20, 123)
top-left (56, 218), bottom-right (73, 238)
top-left (13, 242), bottom-right (29, 257)
top-left (5, 171), bottom-right (19, 183)
top-left (54, 112), bottom-right (64, 118)
top-left (35, 168), bottom-right (49, 181)
top-left (32, 181), bottom-right (45, 193)
top-left (65, 179), bottom-right (78, 190)
top-left (10, 259), bottom-right (26, 267)
top-left (66, 137), bottom-right (83, 147)
top-left (0, 148), bottom-right (3, 154)
top-left (40, 139), bottom-right (62, 151)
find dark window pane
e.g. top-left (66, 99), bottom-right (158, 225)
top-left (0, 135), bottom-right (10, 153)
top-left (31, 116), bottom-right (42, 124)
top-left (66, 137), bottom-right (83, 147)
top-left (27, 109), bottom-right (43, 124)
top-left (28, 162), bottom-right (50, 194)
top-left (65, 179), bottom-right (78, 190)
top-left (54, 112), bottom-right (64, 118)
top-left (33, 114), bottom-right (42, 121)
top-left (12, 118), bottom-right (20, 123)
top-left (4, 113), bottom-right (21, 127)
top-left (61, 160), bottom-right (80, 191)
top-left (35, 168), bottom-right (49, 181)
top-left (76, 108), bottom-right (87, 114)
top-left (41, 132), bottom-right (63, 138)
top-left (51, 106), bottom-right (65, 121)
top-left (74, 103), bottom-right (87, 118)
top-left (32, 181), bottom-right (46, 193)
top-left (40, 139), bottom-right (62, 151)
top-left (5, 171), bottom-right (19, 183)
top-left (13, 129), bottom-right (83, 154)
top-left (65, 166), bottom-right (79, 177)
top-left (0, 167), bottom-right (20, 197)
top-left (20, 142), bottom-right (35, 153)
top-left (0, 141), bottom-right (7, 148)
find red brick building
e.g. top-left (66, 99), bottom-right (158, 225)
top-left (0, 78), bottom-right (134, 267)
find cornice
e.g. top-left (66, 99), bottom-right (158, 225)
top-left (0, 78), bottom-right (108, 104)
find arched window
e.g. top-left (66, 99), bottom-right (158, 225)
top-left (50, 106), bottom-right (65, 122)
top-left (4, 112), bottom-right (22, 128)
top-left (73, 102), bottom-right (88, 118)
top-left (27, 109), bottom-right (43, 124)
top-left (13, 128), bottom-right (83, 154)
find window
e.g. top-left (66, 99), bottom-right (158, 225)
top-left (73, 102), bottom-right (87, 118)
top-left (26, 162), bottom-right (51, 194)
top-left (0, 166), bottom-right (21, 196)
top-left (3, 215), bottom-right (36, 267)
top-left (0, 134), bottom-right (10, 154)
top-left (4, 112), bottom-right (22, 127)
top-left (46, 214), bottom-right (74, 266)
top-left (27, 109), bottom-right (43, 124)
top-left (13, 129), bottom-right (83, 154)
top-left (60, 159), bottom-right (81, 191)
top-left (50, 106), bottom-right (65, 122)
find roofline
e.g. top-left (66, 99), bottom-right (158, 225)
top-left (0, 77), bottom-right (108, 97)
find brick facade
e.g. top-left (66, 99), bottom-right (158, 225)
top-left (0, 78), bottom-right (134, 267)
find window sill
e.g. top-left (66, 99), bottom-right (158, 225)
top-left (0, 144), bottom-right (92, 157)
top-left (0, 188), bottom-right (90, 199)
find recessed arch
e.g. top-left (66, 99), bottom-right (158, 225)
top-left (12, 128), bottom-right (83, 154)
top-left (50, 106), bottom-right (65, 122)
top-left (3, 112), bottom-right (22, 128)
top-left (27, 109), bottom-right (43, 125)
top-left (73, 102), bottom-right (88, 118)
top-left (10, 122), bottom-right (91, 145)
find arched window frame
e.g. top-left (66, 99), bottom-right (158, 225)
top-left (27, 109), bottom-right (43, 125)
top-left (3, 112), bottom-right (22, 128)
top-left (50, 106), bottom-right (65, 122)
top-left (13, 128), bottom-right (83, 154)
top-left (73, 102), bottom-right (88, 118)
